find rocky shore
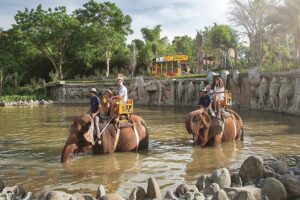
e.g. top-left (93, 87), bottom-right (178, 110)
top-left (1, 155), bottom-right (300, 200)
top-left (0, 100), bottom-right (53, 107)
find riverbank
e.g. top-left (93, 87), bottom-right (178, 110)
top-left (0, 95), bottom-right (53, 106)
top-left (1, 155), bottom-right (299, 200)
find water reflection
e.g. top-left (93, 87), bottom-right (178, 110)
top-left (0, 105), bottom-right (299, 197)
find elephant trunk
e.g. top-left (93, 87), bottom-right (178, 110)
top-left (60, 143), bottom-right (78, 163)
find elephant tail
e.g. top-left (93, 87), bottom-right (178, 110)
top-left (240, 127), bottom-right (244, 141)
top-left (138, 120), bottom-right (149, 150)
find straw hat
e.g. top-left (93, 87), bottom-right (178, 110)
top-left (104, 89), bottom-right (113, 96)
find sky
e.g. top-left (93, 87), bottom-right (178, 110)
top-left (0, 0), bottom-right (231, 42)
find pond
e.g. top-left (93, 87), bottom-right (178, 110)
top-left (0, 105), bottom-right (299, 197)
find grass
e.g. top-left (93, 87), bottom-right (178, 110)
top-left (0, 95), bottom-right (50, 103)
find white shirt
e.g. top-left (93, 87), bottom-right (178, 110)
top-left (118, 84), bottom-right (128, 103)
top-left (214, 86), bottom-right (225, 100)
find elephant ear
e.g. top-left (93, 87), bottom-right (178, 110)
top-left (186, 108), bottom-right (211, 134)
top-left (78, 113), bottom-right (95, 145)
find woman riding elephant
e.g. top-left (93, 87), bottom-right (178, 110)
top-left (185, 108), bottom-right (244, 146)
top-left (61, 113), bottom-right (149, 163)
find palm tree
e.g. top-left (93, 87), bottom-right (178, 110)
top-left (268, 0), bottom-right (300, 59)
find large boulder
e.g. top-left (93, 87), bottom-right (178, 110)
top-left (196, 175), bottom-right (212, 192)
top-left (146, 177), bottom-right (161, 199)
top-left (129, 186), bottom-right (146, 200)
top-left (224, 186), bottom-right (262, 200)
top-left (271, 160), bottom-right (289, 175)
top-left (212, 168), bottom-right (231, 188)
top-left (262, 177), bottom-right (287, 200)
top-left (239, 156), bottom-right (264, 185)
top-left (278, 174), bottom-right (300, 199)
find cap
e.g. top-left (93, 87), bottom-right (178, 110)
top-left (89, 88), bottom-right (98, 94)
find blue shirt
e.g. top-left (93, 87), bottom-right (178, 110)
top-left (90, 96), bottom-right (101, 113)
top-left (198, 95), bottom-right (211, 108)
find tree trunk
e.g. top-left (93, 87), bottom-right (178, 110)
top-left (295, 35), bottom-right (300, 59)
top-left (106, 50), bottom-right (110, 78)
top-left (58, 63), bottom-right (63, 80)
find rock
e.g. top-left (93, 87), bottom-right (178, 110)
top-left (38, 191), bottom-right (77, 200)
top-left (164, 190), bottom-right (178, 200)
top-left (231, 173), bottom-right (242, 187)
top-left (234, 191), bottom-right (255, 200)
top-left (96, 185), bottom-right (106, 199)
top-left (212, 168), bottom-right (231, 188)
top-left (146, 177), bottom-right (161, 199)
top-left (263, 165), bottom-right (280, 178)
top-left (2, 185), bottom-right (26, 199)
top-left (262, 177), bottom-right (287, 200)
top-left (129, 186), bottom-right (146, 200)
top-left (196, 175), bottom-right (212, 192)
top-left (100, 193), bottom-right (124, 200)
top-left (23, 192), bottom-right (36, 200)
top-left (271, 160), bottom-right (289, 175)
top-left (81, 194), bottom-right (94, 200)
top-left (0, 179), bottom-right (4, 193)
top-left (224, 186), bottom-right (262, 200)
top-left (239, 156), bottom-right (264, 185)
top-left (193, 193), bottom-right (205, 200)
top-left (288, 167), bottom-right (300, 175)
top-left (297, 161), bottom-right (300, 168)
top-left (175, 183), bottom-right (198, 197)
top-left (278, 174), bottom-right (300, 200)
top-left (185, 191), bottom-right (195, 200)
top-left (0, 192), bottom-right (16, 200)
top-left (212, 189), bottom-right (228, 200)
top-left (204, 183), bottom-right (220, 196)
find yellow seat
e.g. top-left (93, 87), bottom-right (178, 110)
top-left (224, 92), bottom-right (232, 109)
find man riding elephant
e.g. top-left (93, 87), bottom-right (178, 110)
top-left (185, 108), bottom-right (244, 146)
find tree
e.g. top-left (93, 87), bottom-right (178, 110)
top-left (14, 5), bottom-right (80, 80)
top-left (75, 0), bottom-right (132, 77)
top-left (230, 0), bottom-right (278, 67)
top-left (128, 42), bottom-right (137, 78)
top-left (194, 31), bottom-right (204, 70)
top-left (268, 0), bottom-right (300, 59)
top-left (140, 25), bottom-right (169, 73)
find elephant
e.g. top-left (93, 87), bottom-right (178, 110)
top-left (60, 113), bottom-right (149, 163)
top-left (185, 108), bottom-right (244, 146)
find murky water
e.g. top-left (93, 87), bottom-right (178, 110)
top-left (0, 105), bottom-right (299, 197)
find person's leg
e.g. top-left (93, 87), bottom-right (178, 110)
top-left (94, 116), bottom-right (100, 138)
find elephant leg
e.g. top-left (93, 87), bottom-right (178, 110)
top-left (213, 134), bottom-right (222, 146)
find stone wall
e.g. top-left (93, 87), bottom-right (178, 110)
top-left (47, 69), bottom-right (300, 116)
